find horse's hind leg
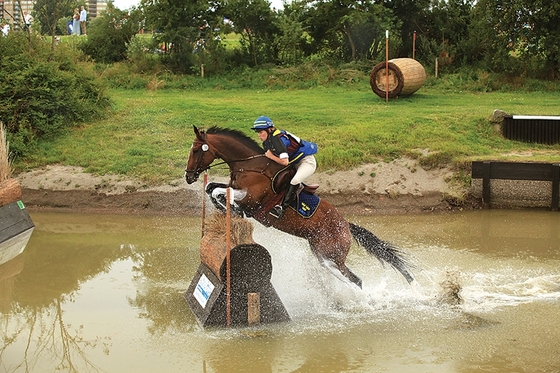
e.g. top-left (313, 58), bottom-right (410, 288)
top-left (343, 265), bottom-right (362, 289)
top-left (309, 242), bottom-right (362, 288)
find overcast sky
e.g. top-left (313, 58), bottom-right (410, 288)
top-left (112, 0), bottom-right (286, 11)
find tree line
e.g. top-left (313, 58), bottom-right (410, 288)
top-left (28, 0), bottom-right (560, 78)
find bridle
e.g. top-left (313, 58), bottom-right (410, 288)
top-left (185, 137), bottom-right (267, 180)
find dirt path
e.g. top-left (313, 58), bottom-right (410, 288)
top-left (16, 158), bottom-right (476, 215)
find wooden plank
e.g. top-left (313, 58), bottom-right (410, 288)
top-left (472, 161), bottom-right (554, 181)
top-left (247, 293), bottom-right (260, 326)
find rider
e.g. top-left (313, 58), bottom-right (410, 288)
top-left (252, 116), bottom-right (318, 218)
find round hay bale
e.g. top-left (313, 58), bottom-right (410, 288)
top-left (370, 58), bottom-right (426, 98)
top-left (200, 213), bottom-right (255, 278)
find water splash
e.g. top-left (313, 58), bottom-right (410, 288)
top-left (251, 223), bottom-right (560, 328)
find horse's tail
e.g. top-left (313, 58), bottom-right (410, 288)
top-left (349, 223), bottom-right (415, 284)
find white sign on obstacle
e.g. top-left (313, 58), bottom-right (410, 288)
top-left (194, 273), bottom-right (215, 308)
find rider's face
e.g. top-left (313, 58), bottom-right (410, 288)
top-left (256, 129), bottom-right (268, 141)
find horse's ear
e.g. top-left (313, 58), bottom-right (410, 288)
top-left (193, 125), bottom-right (203, 140)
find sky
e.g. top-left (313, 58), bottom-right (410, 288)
top-left (112, 0), bottom-right (286, 11)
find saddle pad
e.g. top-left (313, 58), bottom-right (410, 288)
top-left (290, 191), bottom-right (320, 218)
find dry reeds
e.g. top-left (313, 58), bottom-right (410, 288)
top-left (200, 213), bottom-right (256, 278)
top-left (202, 213), bottom-right (255, 248)
top-left (0, 121), bottom-right (11, 182)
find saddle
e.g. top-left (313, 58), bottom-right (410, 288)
top-left (272, 168), bottom-right (319, 195)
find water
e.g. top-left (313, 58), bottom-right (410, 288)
top-left (1, 210), bottom-right (559, 372)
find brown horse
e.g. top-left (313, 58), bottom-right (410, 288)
top-left (185, 126), bottom-right (415, 288)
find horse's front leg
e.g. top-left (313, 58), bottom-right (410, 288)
top-left (205, 182), bottom-right (247, 215)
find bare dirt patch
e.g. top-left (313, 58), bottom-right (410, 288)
top-left (16, 158), bottom-right (476, 215)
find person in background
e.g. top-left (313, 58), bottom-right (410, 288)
top-left (251, 116), bottom-right (318, 218)
top-left (72, 8), bottom-right (80, 35)
top-left (23, 11), bottom-right (33, 32)
top-left (80, 6), bottom-right (87, 35)
top-left (1, 20), bottom-right (10, 37)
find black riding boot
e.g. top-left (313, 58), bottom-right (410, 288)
top-left (270, 183), bottom-right (299, 218)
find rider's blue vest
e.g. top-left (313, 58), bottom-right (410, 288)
top-left (273, 130), bottom-right (318, 163)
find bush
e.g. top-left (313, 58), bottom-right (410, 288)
top-left (0, 32), bottom-right (112, 158)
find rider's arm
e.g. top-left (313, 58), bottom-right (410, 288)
top-left (264, 134), bottom-right (290, 166)
top-left (265, 150), bottom-right (289, 166)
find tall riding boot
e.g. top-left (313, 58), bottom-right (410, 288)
top-left (270, 183), bottom-right (299, 218)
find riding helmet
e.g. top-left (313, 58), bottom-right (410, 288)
top-left (252, 116), bottom-right (274, 131)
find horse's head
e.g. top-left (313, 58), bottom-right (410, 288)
top-left (185, 126), bottom-right (217, 184)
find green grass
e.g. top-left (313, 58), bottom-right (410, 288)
top-left (13, 84), bottom-right (560, 185)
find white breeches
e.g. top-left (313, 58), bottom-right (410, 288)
top-left (291, 155), bottom-right (316, 185)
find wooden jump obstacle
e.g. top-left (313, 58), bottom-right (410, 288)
top-left (502, 115), bottom-right (560, 145)
top-left (471, 161), bottom-right (560, 211)
top-left (0, 178), bottom-right (35, 266)
top-left (370, 58), bottom-right (426, 99)
top-left (185, 188), bottom-right (290, 328)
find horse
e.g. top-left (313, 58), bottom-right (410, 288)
top-left (185, 125), bottom-right (415, 289)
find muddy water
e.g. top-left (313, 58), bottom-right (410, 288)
top-left (1, 210), bottom-right (559, 373)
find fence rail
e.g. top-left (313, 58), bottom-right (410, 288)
top-left (471, 161), bottom-right (560, 211)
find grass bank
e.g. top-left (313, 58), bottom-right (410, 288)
top-left (13, 83), bottom-right (560, 186)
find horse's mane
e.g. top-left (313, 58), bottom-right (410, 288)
top-left (205, 126), bottom-right (264, 153)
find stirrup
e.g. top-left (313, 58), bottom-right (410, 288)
top-left (269, 205), bottom-right (283, 219)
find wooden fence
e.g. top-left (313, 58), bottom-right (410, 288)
top-left (471, 161), bottom-right (560, 211)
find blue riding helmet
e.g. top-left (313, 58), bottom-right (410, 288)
top-left (252, 116), bottom-right (274, 131)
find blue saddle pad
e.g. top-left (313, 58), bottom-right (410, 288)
top-left (290, 191), bottom-right (320, 218)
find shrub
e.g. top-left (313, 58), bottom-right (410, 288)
top-left (0, 32), bottom-right (111, 158)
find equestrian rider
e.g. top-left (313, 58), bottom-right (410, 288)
top-left (252, 116), bottom-right (318, 218)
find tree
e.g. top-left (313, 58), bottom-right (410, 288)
top-left (141, 0), bottom-right (220, 73)
top-left (223, 0), bottom-right (278, 66)
top-left (380, 0), bottom-right (431, 58)
top-left (303, 0), bottom-right (397, 61)
top-left (34, 0), bottom-right (77, 59)
top-left (79, 3), bottom-right (142, 63)
top-left (418, 0), bottom-right (475, 69)
top-left (274, 3), bottom-right (307, 65)
top-left (487, 0), bottom-right (560, 78)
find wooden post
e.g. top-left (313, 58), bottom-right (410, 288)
top-left (201, 64), bottom-right (205, 78)
top-left (412, 31), bottom-right (416, 60)
top-left (225, 187), bottom-right (232, 326)
top-left (201, 173), bottom-right (208, 238)
top-left (435, 57), bottom-right (439, 78)
top-left (247, 292), bottom-right (261, 325)
top-left (385, 30), bottom-right (389, 103)
top-left (552, 164), bottom-right (559, 211)
top-left (482, 161), bottom-right (491, 208)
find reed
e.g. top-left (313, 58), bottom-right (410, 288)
top-left (0, 122), bottom-right (11, 182)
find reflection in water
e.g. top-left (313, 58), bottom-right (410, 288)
top-left (1, 210), bottom-right (559, 372)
